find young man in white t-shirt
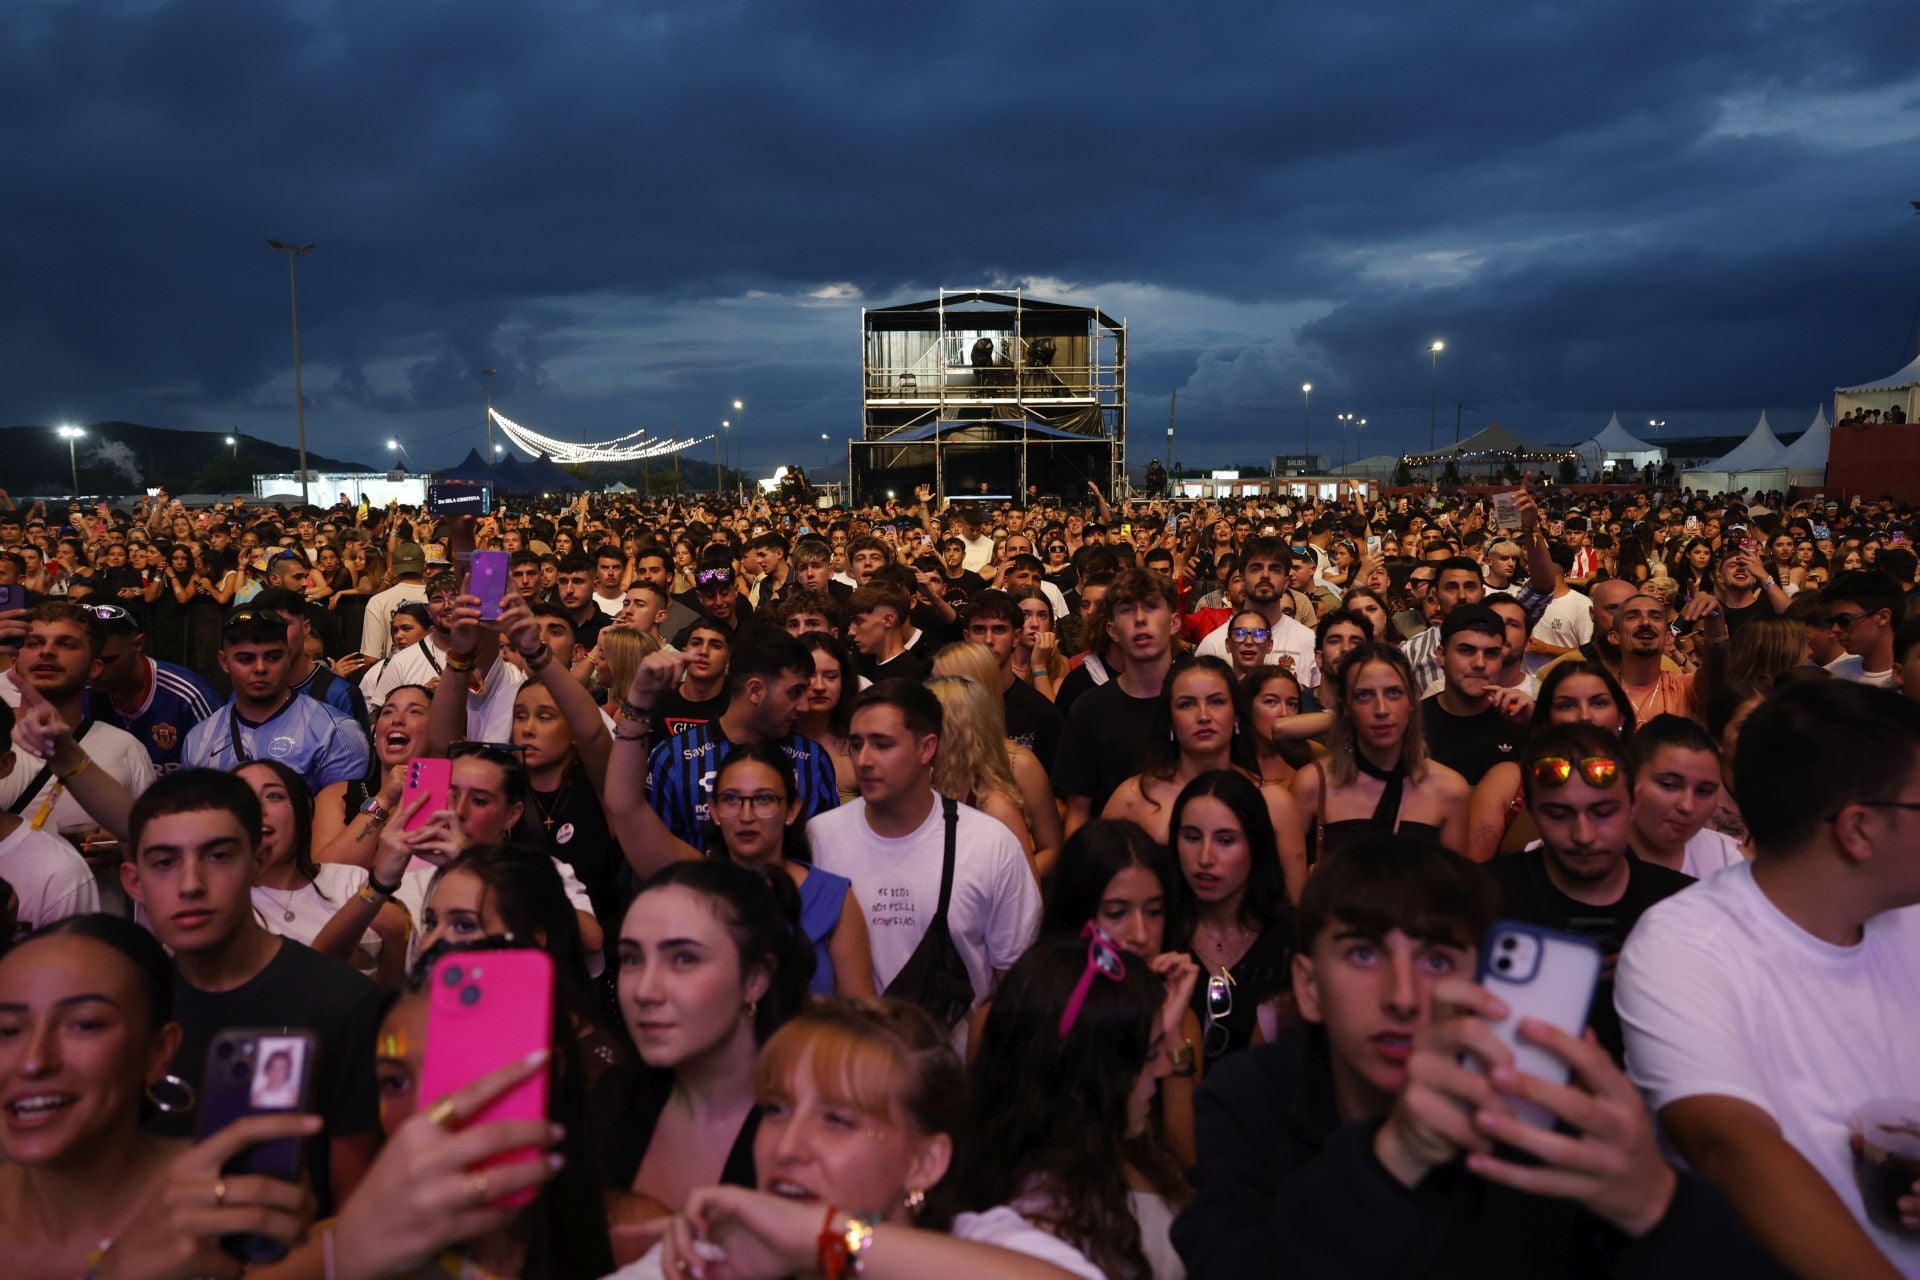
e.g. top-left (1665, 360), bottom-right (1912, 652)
top-left (807, 680), bottom-right (1039, 1017)
top-left (0, 699), bottom-right (100, 942)
top-left (1616, 679), bottom-right (1920, 1276)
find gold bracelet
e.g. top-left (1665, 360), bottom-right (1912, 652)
top-left (55, 755), bottom-right (93, 783)
top-left (447, 652), bottom-right (477, 672)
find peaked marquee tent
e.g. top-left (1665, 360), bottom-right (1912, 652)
top-left (1778, 406), bottom-right (1831, 490)
top-left (1574, 414), bottom-right (1664, 475)
top-left (1836, 351), bottom-right (1920, 422)
top-left (1682, 412), bottom-right (1787, 495)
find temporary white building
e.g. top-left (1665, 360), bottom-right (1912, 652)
top-left (1778, 406), bottom-right (1831, 490)
top-left (1681, 412), bottom-right (1788, 495)
top-left (1574, 413), bottom-right (1664, 476)
top-left (1836, 351), bottom-right (1920, 423)
top-left (1331, 453), bottom-right (1401, 480)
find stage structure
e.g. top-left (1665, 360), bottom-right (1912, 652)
top-left (856, 289), bottom-right (1126, 505)
top-left (487, 408), bottom-right (709, 465)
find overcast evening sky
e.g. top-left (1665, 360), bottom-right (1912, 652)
top-left (6, 0), bottom-right (1919, 474)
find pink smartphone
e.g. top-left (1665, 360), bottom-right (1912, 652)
top-left (420, 949), bottom-right (554, 1208)
top-left (468, 550), bottom-right (510, 621)
top-left (403, 758), bottom-right (453, 832)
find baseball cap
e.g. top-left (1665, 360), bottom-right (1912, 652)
top-left (391, 542), bottom-right (426, 574)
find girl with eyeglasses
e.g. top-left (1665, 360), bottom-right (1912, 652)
top-left (1222, 609), bottom-right (1273, 679)
top-left (1165, 770), bottom-right (1296, 1066)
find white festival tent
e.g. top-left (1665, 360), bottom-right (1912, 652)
top-left (1778, 406), bottom-right (1832, 490)
top-left (1681, 412), bottom-right (1788, 495)
top-left (1574, 413), bottom-right (1664, 475)
top-left (1331, 453), bottom-right (1401, 480)
top-left (1836, 351), bottom-right (1920, 423)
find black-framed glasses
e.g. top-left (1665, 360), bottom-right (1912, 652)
top-left (1827, 609), bottom-right (1879, 629)
top-left (713, 790), bottom-right (786, 817)
top-left (450, 741), bottom-right (529, 768)
top-left (1229, 626), bottom-right (1271, 643)
top-left (225, 608), bottom-right (286, 626)
top-left (268, 549), bottom-right (306, 565)
top-left (1203, 968), bottom-right (1234, 1056)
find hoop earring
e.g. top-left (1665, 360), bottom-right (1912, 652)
top-left (148, 1073), bottom-right (196, 1114)
top-left (904, 1187), bottom-right (926, 1217)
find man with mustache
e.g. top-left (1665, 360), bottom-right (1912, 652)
top-left (1611, 593), bottom-right (1721, 724)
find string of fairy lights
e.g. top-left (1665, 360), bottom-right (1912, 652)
top-left (487, 408), bottom-right (711, 464)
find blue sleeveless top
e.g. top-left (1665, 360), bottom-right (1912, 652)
top-left (796, 865), bottom-right (854, 996)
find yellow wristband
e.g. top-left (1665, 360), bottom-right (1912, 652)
top-left (55, 755), bottom-right (93, 784)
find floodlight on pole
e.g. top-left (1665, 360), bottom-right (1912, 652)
top-left (483, 368), bottom-right (497, 457)
top-left (57, 424), bottom-right (85, 498)
top-left (730, 401), bottom-right (745, 499)
top-left (1301, 383), bottom-right (1313, 463)
top-left (1428, 341), bottom-right (1445, 450)
top-left (267, 239), bottom-right (315, 505)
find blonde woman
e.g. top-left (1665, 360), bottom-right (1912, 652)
top-left (926, 674), bottom-right (1038, 862)
top-left (931, 642), bottom-right (1063, 877)
top-left (592, 624), bottom-right (662, 708)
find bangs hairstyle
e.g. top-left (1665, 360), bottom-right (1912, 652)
top-left (753, 996), bottom-right (964, 1136)
top-left (1532, 659), bottom-right (1635, 736)
top-left (1296, 833), bottom-right (1496, 954)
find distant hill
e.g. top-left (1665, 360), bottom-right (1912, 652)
top-left (0, 421), bottom-right (374, 499)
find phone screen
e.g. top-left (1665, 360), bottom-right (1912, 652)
top-left (428, 482), bottom-right (492, 517)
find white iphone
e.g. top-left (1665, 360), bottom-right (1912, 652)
top-left (1467, 921), bottom-right (1602, 1129)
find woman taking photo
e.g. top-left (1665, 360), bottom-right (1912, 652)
top-left (1038, 819), bottom-right (1204, 1165)
top-left (1166, 770), bottom-right (1295, 1063)
top-left (0, 915), bottom-right (318, 1278)
top-left (1290, 642), bottom-right (1469, 858)
top-left (1465, 659), bottom-right (1634, 862)
top-left (1103, 657), bottom-right (1306, 899)
top-left (312, 683), bottom-right (432, 866)
top-left (238, 759), bottom-right (410, 989)
top-left (794, 631), bottom-right (860, 803)
top-left (1626, 714), bottom-right (1747, 880)
top-left (598, 862), bottom-right (814, 1248)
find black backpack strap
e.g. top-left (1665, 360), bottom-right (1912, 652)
top-left (6, 720), bottom-right (91, 816)
top-left (927, 795), bottom-right (959, 927)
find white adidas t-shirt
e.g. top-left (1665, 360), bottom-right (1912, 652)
top-left (1617, 863), bottom-right (1920, 1270)
top-left (807, 791), bottom-right (1039, 1003)
top-left (0, 821), bottom-right (102, 942)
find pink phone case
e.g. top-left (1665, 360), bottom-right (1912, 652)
top-left (403, 758), bottom-right (453, 832)
top-left (468, 550), bottom-right (510, 621)
top-left (420, 949), bottom-right (554, 1209)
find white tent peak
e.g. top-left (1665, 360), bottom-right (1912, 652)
top-left (1702, 413), bottom-right (1787, 471)
top-left (1588, 413), bottom-right (1657, 452)
top-left (1779, 406), bottom-right (1832, 469)
top-left (1839, 351), bottom-right (1920, 395)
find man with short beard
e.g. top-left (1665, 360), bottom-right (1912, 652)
top-left (1194, 537), bottom-right (1318, 681)
top-left (1490, 723), bottom-right (1690, 1062)
top-left (1611, 592), bottom-right (1718, 723)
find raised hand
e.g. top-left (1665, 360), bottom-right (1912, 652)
top-left (625, 649), bottom-right (692, 710)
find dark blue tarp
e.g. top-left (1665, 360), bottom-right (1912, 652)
top-left (434, 448), bottom-right (508, 485)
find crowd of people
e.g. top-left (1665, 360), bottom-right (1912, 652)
top-left (0, 477), bottom-right (1915, 1278)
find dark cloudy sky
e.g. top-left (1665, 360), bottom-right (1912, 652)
top-left (6, 0), bottom-right (1918, 475)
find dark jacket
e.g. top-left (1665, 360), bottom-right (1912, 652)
top-left (1171, 1026), bottom-right (1790, 1279)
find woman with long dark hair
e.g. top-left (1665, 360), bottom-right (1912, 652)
top-left (949, 935), bottom-right (1190, 1279)
top-left (598, 861), bottom-right (815, 1254)
top-left (237, 759), bottom-right (409, 989)
top-left (1103, 657), bottom-right (1306, 897)
top-left (794, 632), bottom-right (859, 801)
top-left (312, 682), bottom-right (432, 866)
top-left (1465, 659), bottom-right (1634, 862)
top-left (1166, 770), bottom-right (1295, 1064)
top-left (1038, 819), bottom-right (1205, 1165)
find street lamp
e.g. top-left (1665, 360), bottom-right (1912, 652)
top-left (267, 239), bottom-right (315, 505)
top-left (1301, 383), bottom-right (1313, 464)
top-left (1428, 341), bottom-right (1445, 451)
top-left (57, 425), bottom-right (84, 498)
top-left (731, 400), bottom-right (745, 498)
top-left (820, 433), bottom-right (832, 468)
top-left (225, 434), bottom-right (238, 461)
top-left (1648, 418), bottom-right (1666, 437)
top-left (718, 420), bottom-right (730, 497)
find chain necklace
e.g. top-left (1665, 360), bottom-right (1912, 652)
top-left (530, 771), bottom-right (574, 831)
top-left (257, 882), bottom-right (300, 924)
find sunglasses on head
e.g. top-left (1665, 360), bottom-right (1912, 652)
top-left (1529, 755), bottom-right (1621, 790)
top-left (696, 568), bottom-right (734, 586)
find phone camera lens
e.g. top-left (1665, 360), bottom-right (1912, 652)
top-left (215, 1040), bottom-right (235, 1059)
top-left (232, 1062), bottom-right (251, 1083)
top-left (442, 965), bottom-right (463, 986)
top-left (1500, 937), bottom-right (1519, 951)
top-left (460, 985), bottom-right (482, 1007)
top-left (1495, 957), bottom-right (1513, 972)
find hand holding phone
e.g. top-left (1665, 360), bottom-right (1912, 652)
top-left (403, 758), bottom-right (454, 832)
top-left (468, 550), bottom-right (509, 622)
top-left (196, 1029), bottom-right (319, 1262)
top-left (1466, 922), bottom-right (1601, 1129)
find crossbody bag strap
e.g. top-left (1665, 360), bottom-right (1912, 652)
top-left (5, 720), bottom-right (91, 816)
top-left (928, 795), bottom-right (959, 927)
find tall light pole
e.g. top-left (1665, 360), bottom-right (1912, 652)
top-left (718, 420), bottom-right (729, 497)
top-left (226, 434), bottom-right (238, 462)
top-left (1300, 383), bottom-right (1313, 465)
top-left (483, 368), bottom-right (497, 458)
top-left (57, 425), bottom-right (84, 498)
top-left (820, 433), bottom-right (832, 468)
top-left (1336, 412), bottom-right (1353, 466)
top-left (1428, 340), bottom-right (1445, 451)
top-left (731, 399), bottom-right (745, 499)
top-left (267, 239), bottom-right (314, 505)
